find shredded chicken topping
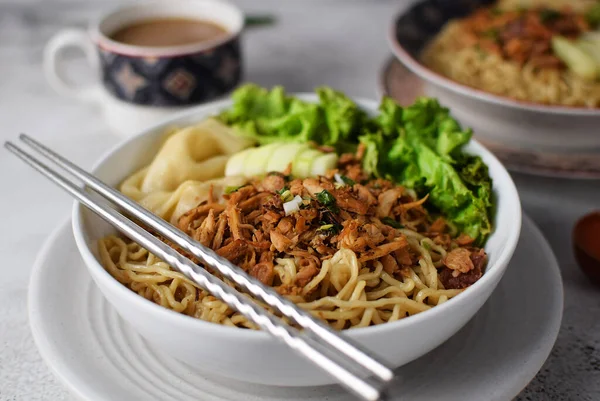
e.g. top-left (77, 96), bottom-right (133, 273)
top-left (173, 154), bottom-right (487, 292)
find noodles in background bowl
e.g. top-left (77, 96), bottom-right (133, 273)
top-left (421, 0), bottom-right (600, 107)
top-left (497, 0), bottom-right (595, 12)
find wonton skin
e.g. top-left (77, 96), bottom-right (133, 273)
top-left (121, 119), bottom-right (252, 223)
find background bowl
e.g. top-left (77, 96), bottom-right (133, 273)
top-left (388, 0), bottom-right (600, 152)
top-left (72, 94), bottom-right (522, 386)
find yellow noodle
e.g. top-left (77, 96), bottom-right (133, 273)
top-left (99, 234), bottom-right (465, 329)
top-left (421, 16), bottom-right (600, 108)
top-left (96, 117), bottom-right (474, 330)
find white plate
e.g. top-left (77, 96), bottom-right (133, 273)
top-left (29, 215), bottom-right (562, 401)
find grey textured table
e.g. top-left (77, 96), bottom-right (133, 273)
top-left (1, 0), bottom-right (599, 400)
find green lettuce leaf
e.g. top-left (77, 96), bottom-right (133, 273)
top-left (317, 87), bottom-right (367, 145)
top-left (454, 154), bottom-right (493, 240)
top-left (220, 84), bottom-right (289, 122)
top-left (219, 84), bottom-right (322, 144)
top-left (219, 84), bottom-right (367, 148)
top-left (373, 97), bottom-right (492, 245)
top-left (456, 154), bottom-right (493, 207)
top-left (374, 97), bottom-right (404, 137)
top-left (219, 85), bottom-right (494, 245)
top-left (400, 98), bottom-right (472, 160)
top-left (359, 132), bottom-right (384, 177)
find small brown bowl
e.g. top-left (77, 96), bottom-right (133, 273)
top-left (573, 211), bottom-right (600, 286)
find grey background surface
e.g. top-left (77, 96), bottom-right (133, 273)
top-left (1, 0), bottom-right (599, 400)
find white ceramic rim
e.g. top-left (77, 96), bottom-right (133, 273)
top-left (71, 94), bottom-right (522, 342)
top-left (387, 9), bottom-right (600, 116)
top-left (90, 0), bottom-right (244, 58)
top-left (29, 218), bottom-right (91, 401)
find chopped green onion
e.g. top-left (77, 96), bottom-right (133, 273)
top-left (334, 173), bottom-right (356, 187)
top-left (317, 222), bottom-right (340, 235)
top-left (381, 217), bottom-right (404, 229)
top-left (224, 185), bottom-right (244, 194)
top-left (318, 224), bottom-right (334, 231)
top-left (283, 195), bottom-right (303, 216)
top-left (340, 175), bottom-right (356, 186)
top-left (318, 210), bottom-right (342, 234)
top-left (278, 187), bottom-right (293, 202)
top-left (316, 190), bottom-right (339, 213)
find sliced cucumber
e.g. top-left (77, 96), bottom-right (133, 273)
top-left (581, 31), bottom-right (600, 43)
top-left (265, 143), bottom-right (308, 173)
top-left (244, 143), bottom-right (281, 177)
top-left (310, 153), bottom-right (338, 176)
top-left (225, 148), bottom-right (252, 176)
top-left (293, 148), bottom-right (322, 178)
top-left (226, 143), bottom-right (338, 178)
top-left (577, 39), bottom-right (600, 67)
top-left (552, 35), bottom-right (598, 81)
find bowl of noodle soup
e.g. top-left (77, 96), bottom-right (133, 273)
top-left (389, 0), bottom-right (600, 152)
top-left (72, 94), bottom-right (521, 386)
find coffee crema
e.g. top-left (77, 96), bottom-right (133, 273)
top-left (110, 18), bottom-right (228, 47)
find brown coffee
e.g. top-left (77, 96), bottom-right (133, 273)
top-left (110, 18), bottom-right (228, 47)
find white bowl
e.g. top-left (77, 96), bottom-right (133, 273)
top-left (72, 94), bottom-right (522, 387)
top-left (388, 0), bottom-right (600, 152)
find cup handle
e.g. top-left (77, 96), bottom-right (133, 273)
top-left (43, 28), bottom-right (103, 103)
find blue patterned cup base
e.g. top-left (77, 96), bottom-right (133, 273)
top-left (99, 37), bottom-right (241, 107)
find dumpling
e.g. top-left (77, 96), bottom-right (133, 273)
top-left (123, 176), bottom-right (247, 224)
top-left (137, 118), bottom-right (253, 193)
top-left (120, 118), bottom-right (253, 223)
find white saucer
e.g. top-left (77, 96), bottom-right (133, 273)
top-left (29, 215), bottom-right (563, 401)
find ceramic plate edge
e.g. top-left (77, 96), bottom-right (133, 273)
top-left (495, 214), bottom-right (564, 400)
top-left (28, 217), bottom-right (97, 401)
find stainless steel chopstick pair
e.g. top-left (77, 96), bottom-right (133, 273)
top-left (5, 135), bottom-right (394, 401)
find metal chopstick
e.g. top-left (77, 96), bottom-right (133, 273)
top-left (17, 133), bottom-right (394, 383)
top-left (5, 140), bottom-right (389, 401)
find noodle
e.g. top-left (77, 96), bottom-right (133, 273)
top-left (99, 234), bottom-right (460, 329)
top-left (421, 1), bottom-right (600, 107)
